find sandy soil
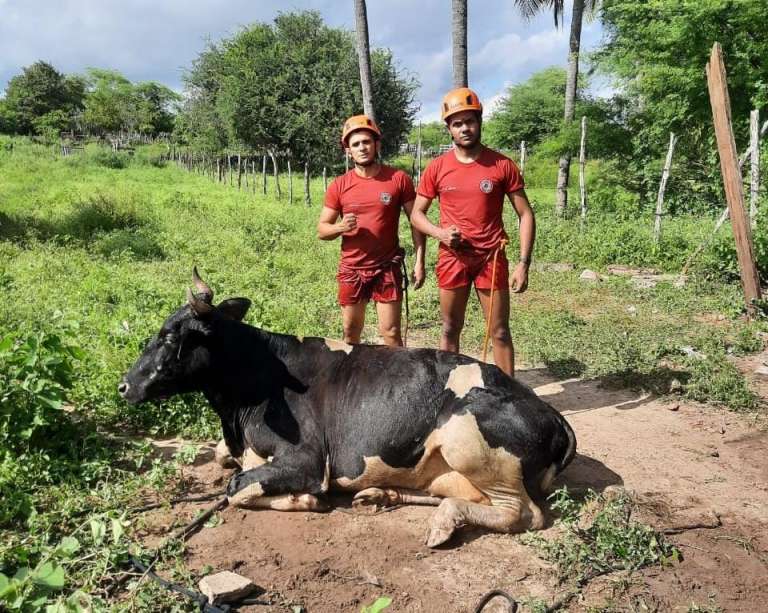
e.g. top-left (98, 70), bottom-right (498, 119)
top-left (139, 365), bottom-right (768, 613)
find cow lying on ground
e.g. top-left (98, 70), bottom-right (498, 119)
top-left (119, 269), bottom-right (576, 546)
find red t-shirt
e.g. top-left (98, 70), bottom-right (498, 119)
top-left (325, 165), bottom-right (416, 269)
top-left (417, 147), bottom-right (525, 251)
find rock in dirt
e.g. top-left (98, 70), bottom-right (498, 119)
top-left (199, 571), bottom-right (256, 605)
top-left (532, 262), bottom-right (575, 273)
top-left (580, 269), bottom-right (601, 282)
top-left (667, 403), bottom-right (680, 412)
top-left (754, 364), bottom-right (768, 376)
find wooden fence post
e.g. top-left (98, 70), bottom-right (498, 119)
top-left (262, 155), bottom-right (267, 195)
top-left (269, 151), bottom-right (281, 200)
top-left (304, 162), bottom-right (311, 206)
top-left (288, 160), bottom-right (293, 204)
top-left (252, 160), bottom-right (256, 193)
top-left (416, 122), bottom-right (422, 186)
top-left (227, 154), bottom-right (232, 186)
top-left (750, 109), bottom-right (760, 227)
top-left (706, 42), bottom-right (761, 316)
top-left (237, 153), bottom-right (242, 190)
top-left (579, 117), bottom-right (587, 222)
top-left (345, 153), bottom-right (349, 172)
top-left (519, 140), bottom-right (526, 176)
top-left (323, 167), bottom-right (328, 191)
top-left (654, 131), bottom-right (677, 242)
top-left (244, 156), bottom-right (249, 189)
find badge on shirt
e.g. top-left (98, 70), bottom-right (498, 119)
top-left (479, 179), bottom-right (493, 194)
top-left (379, 192), bottom-right (392, 205)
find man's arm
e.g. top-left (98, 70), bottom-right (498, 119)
top-left (402, 199), bottom-right (426, 288)
top-left (411, 195), bottom-right (463, 249)
top-left (508, 189), bottom-right (535, 293)
top-left (317, 206), bottom-right (356, 240)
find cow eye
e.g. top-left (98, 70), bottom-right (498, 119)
top-left (164, 334), bottom-right (176, 344)
top-left (155, 364), bottom-right (163, 372)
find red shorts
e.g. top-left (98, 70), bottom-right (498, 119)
top-left (436, 247), bottom-right (509, 290)
top-left (337, 264), bottom-right (403, 306)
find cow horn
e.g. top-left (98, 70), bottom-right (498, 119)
top-left (187, 287), bottom-right (214, 316)
top-left (191, 267), bottom-right (214, 303)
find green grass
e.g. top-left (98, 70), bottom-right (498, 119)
top-left (0, 137), bottom-right (765, 609)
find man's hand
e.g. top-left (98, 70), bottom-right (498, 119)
top-left (338, 213), bottom-right (358, 234)
top-left (509, 262), bottom-right (529, 293)
top-left (438, 225), bottom-right (463, 249)
top-left (411, 261), bottom-right (426, 289)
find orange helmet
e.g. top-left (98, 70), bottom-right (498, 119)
top-left (341, 114), bottom-right (382, 147)
top-left (441, 87), bottom-right (483, 121)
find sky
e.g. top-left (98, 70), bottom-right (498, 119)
top-left (0, 0), bottom-right (604, 122)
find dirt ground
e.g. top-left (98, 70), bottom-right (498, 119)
top-left (140, 362), bottom-right (768, 613)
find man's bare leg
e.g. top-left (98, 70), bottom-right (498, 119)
top-left (476, 287), bottom-right (514, 377)
top-left (376, 300), bottom-right (403, 347)
top-left (439, 286), bottom-right (472, 353)
top-left (341, 301), bottom-right (368, 344)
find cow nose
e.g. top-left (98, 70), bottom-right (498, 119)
top-left (118, 381), bottom-right (129, 397)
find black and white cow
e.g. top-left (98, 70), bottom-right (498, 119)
top-left (119, 270), bottom-right (576, 546)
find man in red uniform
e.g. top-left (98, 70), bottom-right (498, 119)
top-left (317, 115), bottom-right (425, 346)
top-left (410, 88), bottom-right (535, 377)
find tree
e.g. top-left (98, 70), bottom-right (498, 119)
top-left (353, 0), bottom-right (376, 121)
top-left (407, 121), bottom-right (451, 152)
top-left (2, 61), bottom-right (84, 134)
top-left (452, 0), bottom-right (468, 88)
top-left (82, 69), bottom-right (136, 133)
top-left (513, 0), bottom-right (599, 216)
top-left (484, 67), bottom-right (628, 158)
top-left (177, 11), bottom-right (417, 164)
top-left (134, 82), bottom-right (180, 134)
top-left (596, 0), bottom-right (768, 213)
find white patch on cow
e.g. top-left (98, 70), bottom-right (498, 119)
top-left (320, 455), bottom-right (331, 493)
top-left (324, 338), bottom-right (353, 354)
top-left (228, 481), bottom-right (264, 507)
top-left (240, 448), bottom-right (268, 471)
top-left (445, 363), bottom-right (485, 398)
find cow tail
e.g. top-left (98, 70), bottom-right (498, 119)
top-left (556, 414), bottom-right (577, 473)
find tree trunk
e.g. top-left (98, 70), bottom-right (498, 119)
top-left (353, 0), bottom-right (376, 121)
top-left (579, 117), bottom-right (587, 222)
top-left (555, 0), bottom-right (585, 217)
top-left (451, 0), bottom-right (468, 88)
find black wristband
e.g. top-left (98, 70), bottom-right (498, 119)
top-left (519, 256), bottom-right (531, 265)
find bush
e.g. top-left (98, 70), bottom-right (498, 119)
top-left (91, 150), bottom-right (130, 169)
top-left (0, 328), bottom-right (83, 454)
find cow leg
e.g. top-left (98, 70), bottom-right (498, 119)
top-left (425, 496), bottom-right (539, 548)
top-left (227, 454), bottom-right (327, 511)
top-left (352, 487), bottom-right (442, 509)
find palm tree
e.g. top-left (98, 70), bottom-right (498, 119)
top-left (514, 0), bottom-right (598, 217)
top-left (353, 0), bottom-right (376, 122)
top-left (452, 0), bottom-right (468, 88)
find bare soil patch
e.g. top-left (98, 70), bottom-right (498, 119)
top-left (140, 368), bottom-right (768, 612)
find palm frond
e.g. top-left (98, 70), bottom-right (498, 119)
top-left (512, 0), bottom-right (566, 28)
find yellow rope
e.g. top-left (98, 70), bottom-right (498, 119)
top-left (482, 239), bottom-right (508, 363)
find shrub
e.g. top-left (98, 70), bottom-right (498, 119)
top-left (91, 150), bottom-right (130, 169)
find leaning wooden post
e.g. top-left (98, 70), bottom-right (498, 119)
top-left (288, 160), bottom-right (293, 204)
top-left (519, 140), bottom-right (526, 176)
top-left (707, 42), bottom-right (762, 316)
top-left (304, 161), bottom-right (311, 207)
top-left (750, 109), bottom-right (760, 227)
top-left (261, 155), bottom-right (267, 195)
top-left (654, 131), bottom-right (677, 242)
top-left (579, 117), bottom-right (587, 222)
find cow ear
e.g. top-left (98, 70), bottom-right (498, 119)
top-left (217, 298), bottom-right (251, 321)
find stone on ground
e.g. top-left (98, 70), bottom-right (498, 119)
top-left (199, 570), bottom-right (256, 605)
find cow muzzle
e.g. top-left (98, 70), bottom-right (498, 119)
top-left (117, 380), bottom-right (130, 398)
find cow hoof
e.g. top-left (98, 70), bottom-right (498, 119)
top-left (425, 526), bottom-right (455, 548)
top-left (352, 487), bottom-right (397, 510)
